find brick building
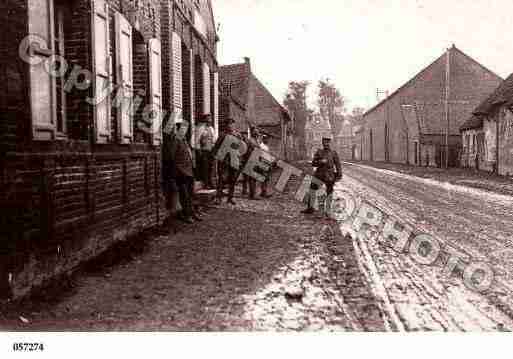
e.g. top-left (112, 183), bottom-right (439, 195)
top-left (219, 58), bottom-right (291, 158)
top-left (462, 74), bottom-right (513, 176)
top-left (361, 46), bottom-right (502, 167)
top-left (0, 0), bottom-right (218, 300)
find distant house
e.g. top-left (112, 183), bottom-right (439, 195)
top-left (305, 114), bottom-right (332, 159)
top-left (459, 116), bottom-right (496, 172)
top-left (219, 58), bottom-right (292, 158)
top-left (465, 74), bottom-right (513, 176)
top-left (362, 45), bottom-right (502, 167)
top-left (334, 119), bottom-right (355, 160)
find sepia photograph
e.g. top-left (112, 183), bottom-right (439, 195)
top-left (1, 0), bottom-right (513, 356)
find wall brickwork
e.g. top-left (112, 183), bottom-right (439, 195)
top-left (0, 0), bottom-right (176, 300)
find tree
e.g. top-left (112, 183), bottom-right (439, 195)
top-left (352, 107), bottom-right (366, 121)
top-left (318, 79), bottom-right (345, 136)
top-left (284, 81), bottom-right (310, 159)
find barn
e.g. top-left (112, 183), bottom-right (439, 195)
top-left (361, 45), bottom-right (502, 167)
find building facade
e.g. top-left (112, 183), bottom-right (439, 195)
top-left (219, 58), bottom-right (291, 158)
top-left (0, 0), bottom-right (218, 299)
top-left (361, 46), bottom-right (502, 167)
top-left (466, 74), bottom-right (513, 176)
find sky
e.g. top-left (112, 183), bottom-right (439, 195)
top-left (214, 0), bottom-right (513, 112)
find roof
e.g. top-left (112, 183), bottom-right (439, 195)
top-left (473, 73), bottom-right (513, 116)
top-left (219, 60), bottom-right (291, 130)
top-left (219, 62), bottom-right (250, 108)
top-left (253, 76), bottom-right (291, 127)
top-left (364, 46), bottom-right (502, 118)
top-left (460, 116), bottom-right (483, 132)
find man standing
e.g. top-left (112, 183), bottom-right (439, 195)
top-left (301, 137), bottom-right (342, 217)
top-left (241, 127), bottom-right (260, 200)
top-left (174, 122), bottom-right (203, 224)
top-left (259, 135), bottom-right (273, 198)
top-left (197, 114), bottom-right (216, 188)
top-left (214, 119), bottom-right (239, 205)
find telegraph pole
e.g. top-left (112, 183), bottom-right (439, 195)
top-left (444, 46), bottom-right (451, 169)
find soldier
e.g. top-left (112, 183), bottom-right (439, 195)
top-left (174, 122), bottom-right (203, 224)
top-left (259, 135), bottom-right (273, 198)
top-left (241, 127), bottom-right (261, 200)
top-left (214, 119), bottom-right (239, 205)
top-left (301, 136), bottom-right (342, 216)
top-left (197, 114), bottom-right (216, 189)
top-left (162, 119), bottom-right (202, 224)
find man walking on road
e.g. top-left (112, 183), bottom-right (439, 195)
top-left (301, 137), bottom-right (342, 217)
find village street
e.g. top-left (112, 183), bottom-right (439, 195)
top-left (3, 163), bottom-right (513, 332)
top-left (0, 185), bottom-right (387, 332)
top-left (338, 163), bottom-right (513, 331)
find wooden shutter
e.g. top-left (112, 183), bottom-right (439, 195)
top-left (115, 12), bottom-right (133, 144)
top-left (149, 38), bottom-right (162, 146)
top-left (171, 32), bottom-right (182, 112)
top-left (28, 0), bottom-right (56, 141)
top-left (188, 49), bottom-right (195, 149)
top-left (203, 62), bottom-right (210, 115)
top-left (213, 72), bottom-right (219, 138)
top-left (92, 0), bottom-right (111, 143)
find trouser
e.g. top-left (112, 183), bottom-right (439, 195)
top-left (217, 162), bottom-right (237, 200)
top-left (176, 174), bottom-right (194, 218)
top-left (307, 181), bottom-right (335, 211)
top-left (197, 150), bottom-right (211, 186)
top-left (261, 176), bottom-right (270, 196)
top-left (242, 174), bottom-right (256, 198)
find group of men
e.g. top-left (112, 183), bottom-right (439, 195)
top-left (214, 118), bottom-right (273, 206)
top-left (162, 115), bottom-right (275, 224)
top-left (162, 112), bottom-right (343, 224)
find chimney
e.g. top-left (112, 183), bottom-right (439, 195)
top-left (244, 57), bottom-right (251, 67)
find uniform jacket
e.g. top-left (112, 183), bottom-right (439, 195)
top-left (312, 148), bottom-right (342, 183)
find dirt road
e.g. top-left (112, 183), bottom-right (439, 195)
top-left (338, 163), bottom-right (513, 331)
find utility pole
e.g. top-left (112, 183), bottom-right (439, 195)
top-left (444, 46), bottom-right (451, 169)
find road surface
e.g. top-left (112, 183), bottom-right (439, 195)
top-left (336, 162), bottom-right (513, 331)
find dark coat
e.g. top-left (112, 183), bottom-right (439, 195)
top-left (312, 148), bottom-right (342, 184)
